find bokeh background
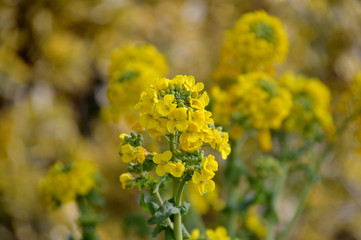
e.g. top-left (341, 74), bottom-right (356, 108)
top-left (1, 0), bottom-right (361, 239)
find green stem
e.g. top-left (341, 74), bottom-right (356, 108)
top-left (168, 133), bottom-right (185, 240)
top-left (266, 162), bottom-right (289, 240)
top-left (183, 188), bottom-right (206, 232)
top-left (173, 178), bottom-right (186, 240)
top-left (274, 107), bottom-right (358, 240)
top-left (278, 181), bottom-right (311, 240)
top-left (277, 140), bottom-right (333, 240)
top-left (266, 132), bottom-right (290, 240)
top-left (76, 197), bottom-right (98, 240)
top-left (225, 137), bottom-right (247, 238)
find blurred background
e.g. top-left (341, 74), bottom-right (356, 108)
top-left (1, 0), bottom-right (361, 239)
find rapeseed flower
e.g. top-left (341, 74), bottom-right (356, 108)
top-left (118, 75), bottom-right (230, 196)
top-left (212, 72), bottom-right (292, 150)
top-left (279, 72), bottom-right (334, 137)
top-left (153, 151), bottom-right (173, 176)
top-left (119, 173), bottom-right (133, 189)
top-left (105, 44), bottom-right (168, 122)
top-left (192, 169), bottom-right (215, 195)
top-left (206, 226), bottom-right (231, 240)
top-left (39, 160), bottom-right (99, 207)
top-left (215, 10), bottom-right (289, 82)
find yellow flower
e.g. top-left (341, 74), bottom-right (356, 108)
top-left (134, 146), bottom-right (147, 163)
top-left (135, 88), bottom-right (158, 114)
top-left (188, 229), bottom-right (200, 240)
top-left (170, 75), bottom-right (186, 85)
top-left (119, 133), bottom-right (128, 145)
top-left (155, 77), bottom-right (170, 91)
top-left (139, 111), bottom-right (160, 129)
top-left (153, 151), bottom-right (173, 176)
top-left (120, 144), bottom-right (147, 163)
top-left (206, 226), bottom-right (230, 240)
top-left (119, 173), bottom-right (132, 189)
top-left (190, 92), bottom-right (209, 110)
top-left (106, 44), bottom-right (168, 121)
top-left (169, 162), bottom-right (185, 178)
top-left (156, 94), bottom-right (177, 116)
top-left (218, 132), bottom-right (231, 160)
top-left (189, 110), bottom-right (206, 129)
top-left (38, 160), bottom-right (98, 207)
top-left (245, 206), bottom-right (267, 239)
top-left (192, 169), bottom-right (215, 195)
top-left (183, 75), bottom-right (204, 93)
top-left (279, 72), bottom-right (334, 137)
top-left (212, 72), bottom-right (292, 151)
top-left (203, 154), bottom-right (218, 174)
top-left (180, 122), bottom-right (201, 144)
top-left (167, 107), bottom-right (189, 133)
top-left (258, 129), bottom-right (272, 151)
top-left (120, 144), bottom-right (135, 163)
top-left (214, 10), bottom-right (288, 80)
top-left (188, 182), bottom-right (225, 214)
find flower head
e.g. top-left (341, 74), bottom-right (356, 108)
top-left (214, 10), bottom-right (288, 82)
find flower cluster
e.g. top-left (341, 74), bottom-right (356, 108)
top-left (105, 44), bottom-right (168, 122)
top-left (279, 72), bottom-right (335, 137)
top-left (119, 75), bottom-right (230, 195)
top-left (38, 160), bottom-right (99, 207)
top-left (189, 227), bottom-right (230, 240)
top-left (214, 10), bottom-right (288, 82)
top-left (212, 72), bottom-right (292, 150)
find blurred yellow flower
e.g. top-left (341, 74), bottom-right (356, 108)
top-left (206, 226), bottom-right (231, 240)
top-left (119, 173), bottom-right (132, 189)
top-left (215, 10), bottom-right (289, 81)
top-left (39, 160), bottom-right (98, 207)
top-left (105, 44), bottom-right (168, 122)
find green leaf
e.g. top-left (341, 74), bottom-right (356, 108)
top-left (140, 193), bottom-right (150, 212)
top-left (124, 213), bottom-right (151, 237)
top-left (182, 224), bottom-right (190, 239)
top-left (152, 224), bottom-right (164, 237)
top-left (143, 158), bottom-right (156, 171)
top-left (85, 190), bottom-right (104, 207)
top-left (139, 193), bottom-right (159, 214)
top-left (179, 202), bottom-right (190, 216)
top-left (148, 200), bottom-right (180, 225)
top-left (165, 227), bottom-right (176, 240)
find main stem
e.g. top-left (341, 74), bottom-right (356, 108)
top-left (169, 133), bottom-right (184, 240)
top-left (173, 178), bottom-right (186, 240)
top-left (266, 132), bottom-right (290, 240)
top-left (225, 137), bottom-right (247, 238)
top-left (266, 162), bottom-right (289, 240)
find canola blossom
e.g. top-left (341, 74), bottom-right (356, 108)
top-left (38, 160), bottom-right (99, 207)
top-left (244, 206), bottom-right (268, 239)
top-left (212, 71), bottom-right (292, 150)
top-left (105, 44), bottom-right (168, 122)
top-left (188, 227), bottom-right (231, 240)
top-left (119, 75), bottom-right (230, 196)
top-left (214, 10), bottom-right (289, 81)
top-left (117, 75), bottom-right (231, 240)
top-left (279, 72), bottom-right (335, 137)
